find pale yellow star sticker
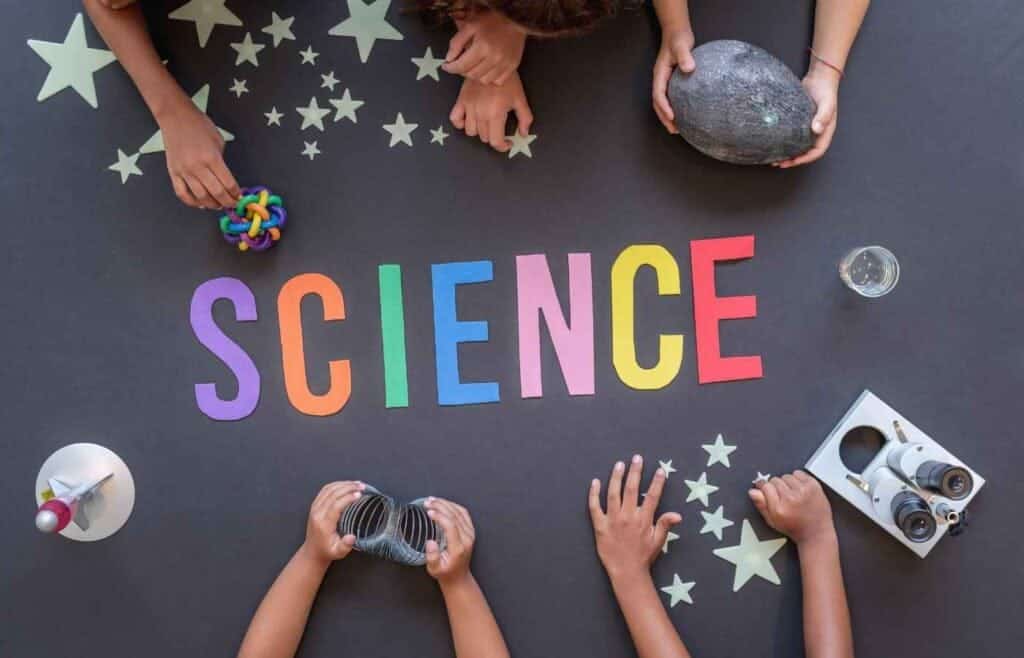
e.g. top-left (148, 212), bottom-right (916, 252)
top-left (230, 32), bottom-right (265, 67)
top-left (328, 0), bottom-right (403, 63)
top-left (321, 71), bottom-right (340, 91)
top-left (430, 126), bottom-right (449, 145)
top-left (411, 47), bottom-right (444, 81)
top-left (661, 530), bottom-right (679, 554)
top-left (299, 46), bottom-right (319, 65)
top-left (296, 97), bottom-right (332, 131)
top-left (228, 78), bottom-right (249, 97)
top-left (684, 472), bottom-right (718, 507)
top-left (713, 520), bottom-right (787, 591)
top-left (660, 574), bottom-right (695, 607)
top-left (264, 107), bottom-right (283, 126)
top-left (108, 149), bottom-right (142, 184)
top-left (699, 505), bottom-right (734, 541)
top-left (752, 472), bottom-right (771, 485)
top-left (138, 84), bottom-right (234, 154)
top-left (329, 89), bottom-right (364, 123)
top-left (27, 13), bottom-right (117, 109)
top-left (658, 459), bottom-right (677, 478)
top-left (506, 132), bottom-right (537, 159)
top-left (169, 0), bottom-right (242, 48)
top-left (383, 112), bottom-right (417, 147)
top-left (261, 12), bottom-right (295, 47)
top-left (301, 141), bottom-right (321, 160)
top-left (703, 434), bottom-right (737, 468)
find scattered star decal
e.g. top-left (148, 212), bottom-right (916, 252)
top-left (321, 71), bottom-right (340, 91)
top-left (699, 505), bottom-right (734, 541)
top-left (261, 12), bottom-right (295, 47)
top-left (702, 434), bottom-right (737, 468)
top-left (299, 46), bottom-right (319, 65)
top-left (661, 530), bottom-right (680, 554)
top-left (383, 112), bottom-right (417, 147)
top-left (229, 78), bottom-right (249, 97)
top-left (264, 107), bottom-right (283, 126)
top-left (301, 141), bottom-right (321, 160)
top-left (230, 32), bottom-right (265, 67)
top-left (658, 459), bottom-right (677, 478)
top-left (329, 89), bottom-right (364, 123)
top-left (429, 126), bottom-right (449, 145)
top-left (168, 0), bottom-right (242, 48)
top-left (660, 574), bottom-right (696, 607)
top-left (411, 47), bottom-right (444, 81)
top-left (712, 520), bottom-right (787, 591)
top-left (752, 472), bottom-right (772, 485)
top-left (27, 13), bottom-right (116, 109)
top-left (328, 0), bottom-right (403, 63)
top-left (506, 132), bottom-right (537, 159)
top-left (296, 97), bottom-right (331, 131)
top-left (684, 472), bottom-right (719, 507)
top-left (138, 84), bottom-right (233, 154)
top-left (108, 149), bottom-right (142, 184)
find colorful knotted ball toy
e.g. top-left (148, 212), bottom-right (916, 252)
top-left (218, 186), bottom-right (286, 252)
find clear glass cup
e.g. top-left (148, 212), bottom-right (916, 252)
top-left (839, 246), bottom-right (900, 298)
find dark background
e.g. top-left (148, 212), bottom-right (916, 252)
top-left (2, 1), bottom-right (1022, 656)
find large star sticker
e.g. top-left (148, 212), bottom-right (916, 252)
top-left (108, 149), bottom-right (142, 183)
top-left (713, 520), bottom-right (787, 591)
top-left (261, 12), bottom-right (295, 47)
top-left (329, 89), bottom-right (364, 123)
top-left (328, 0), bottom-right (403, 64)
top-left (658, 459), bottom-right (677, 478)
top-left (383, 112), bottom-right (417, 147)
top-left (296, 97), bottom-right (332, 131)
top-left (660, 574), bottom-right (695, 607)
top-left (138, 84), bottom-right (233, 154)
top-left (411, 47), bottom-right (444, 81)
top-left (169, 0), bottom-right (242, 48)
top-left (230, 32), bottom-right (265, 67)
top-left (661, 530), bottom-right (680, 554)
top-left (699, 504), bottom-right (734, 540)
top-left (684, 472), bottom-right (718, 507)
top-left (506, 132), bottom-right (537, 159)
top-left (27, 13), bottom-right (117, 109)
top-left (702, 434), bottom-right (737, 468)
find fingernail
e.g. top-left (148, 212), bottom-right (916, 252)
top-left (358, 482), bottom-right (366, 490)
top-left (353, 491), bottom-right (361, 499)
top-left (632, 454), bottom-right (642, 464)
top-left (591, 478), bottom-right (600, 487)
top-left (656, 468), bottom-right (665, 477)
top-left (615, 461), bottom-right (625, 471)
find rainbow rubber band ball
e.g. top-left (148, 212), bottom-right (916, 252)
top-left (218, 186), bottom-right (286, 252)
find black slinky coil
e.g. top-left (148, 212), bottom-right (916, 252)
top-left (337, 485), bottom-right (446, 566)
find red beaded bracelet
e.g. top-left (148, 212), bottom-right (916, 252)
top-left (808, 48), bottom-right (844, 78)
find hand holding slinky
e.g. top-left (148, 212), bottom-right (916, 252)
top-left (424, 497), bottom-right (476, 584)
top-left (302, 481), bottom-right (365, 565)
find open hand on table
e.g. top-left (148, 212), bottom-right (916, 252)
top-left (652, 26), bottom-right (695, 134)
top-left (749, 470), bottom-right (835, 545)
top-left (774, 68), bottom-right (840, 168)
top-left (450, 73), bottom-right (534, 153)
top-left (424, 497), bottom-right (476, 585)
top-left (444, 11), bottom-right (526, 86)
top-left (159, 97), bottom-right (240, 209)
top-left (300, 481), bottom-right (366, 566)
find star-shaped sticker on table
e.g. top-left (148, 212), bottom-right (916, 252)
top-left (752, 472), bottom-right (772, 485)
top-left (699, 505), bottom-right (734, 540)
top-left (108, 149), bottom-right (142, 184)
top-left (264, 107), bottom-right (283, 126)
top-left (430, 126), bottom-right (449, 145)
top-left (229, 78), bottom-right (249, 97)
top-left (261, 12), bottom-right (295, 47)
top-left (296, 97), bottom-right (331, 131)
top-left (661, 530), bottom-right (680, 554)
top-left (27, 13), bottom-right (117, 109)
top-left (138, 84), bottom-right (233, 154)
top-left (299, 46), bottom-right (319, 65)
top-left (660, 574), bottom-right (695, 607)
top-left (169, 0), bottom-right (242, 48)
top-left (702, 434), bottom-right (737, 468)
top-left (328, 0), bottom-right (403, 63)
top-left (411, 47), bottom-right (444, 81)
top-left (329, 89), bottom-right (364, 123)
top-left (658, 459), bottom-right (677, 478)
top-left (506, 132), bottom-right (537, 159)
top-left (713, 520), bottom-right (787, 591)
top-left (684, 472), bottom-right (719, 507)
top-left (301, 141), bottom-right (321, 160)
top-left (383, 112), bottom-right (417, 147)
top-left (230, 32), bottom-right (265, 67)
top-left (321, 71), bottom-right (340, 91)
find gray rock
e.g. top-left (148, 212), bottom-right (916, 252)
top-left (668, 40), bottom-right (816, 165)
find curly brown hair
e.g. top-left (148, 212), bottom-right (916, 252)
top-left (415, 0), bottom-right (627, 36)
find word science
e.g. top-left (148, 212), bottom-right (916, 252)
top-left (189, 236), bottom-right (763, 421)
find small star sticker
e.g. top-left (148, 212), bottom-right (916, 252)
top-left (301, 141), bottom-right (321, 160)
top-left (661, 530), bottom-right (680, 554)
top-left (321, 71), bottom-right (340, 91)
top-left (230, 32), bottom-right (265, 67)
top-left (702, 434), bottom-right (737, 468)
top-left (506, 132), bottom-right (537, 159)
top-left (684, 472), bottom-right (719, 507)
top-left (261, 12), bottom-right (295, 47)
top-left (411, 46), bottom-right (444, 81)
top-left (382, 112), bottom-right (417, 147)
top-left (229, 78), bottom-right (249, 97)
top-left (295, 97), bottom-right (331, 131)
top-left (299, 46), bottom-right (319, 65)
top-left (264, 107), bottom-right (283, 126)
top-left (753, 472), bottom-right (772, 485)
top-left (328, 89), bottom-right (364, 123)
top-left (169, 0), bottom-right (242, 48)
top-left (713, 520), bottom-right (787, 591)
top-left (27, 13), bottom-right (117, 109)
top-left (430, 126), bottom-right (449, 145)
top-left (658, 460), bottom-right (677, 478)
top-left (108, 149), bottom-right (142, 184)
top-left (328, 0), bottom-right (403, 63)
top-left (699, 505), bottom-right (735, 541)
top-left (660, 574), bottom-right (695, 607)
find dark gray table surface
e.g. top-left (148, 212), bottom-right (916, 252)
top-left (2, 1), bottom-right (1022, 656)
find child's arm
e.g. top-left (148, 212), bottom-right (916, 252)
top-left (443, 12), bottom-right (526, 87)
top-left (82, 0), bottom-right (240, 208)
top-left (449, 74), bottom-right (533, 153)
top-left (651, 0), bottom-right (695, 134)
top-left (749, 471), bottom-right (854, 658)
top-left (775, 0), bottom-right (870, 168)
top-left (236, 481), bottom-right (366, 658)
top-left (423, 497), bottom-right (510, 658)
top-left (589, 457), bottom-right (690, 658)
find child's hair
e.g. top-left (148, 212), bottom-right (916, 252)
top-left (415, 0), bottom-right (627, 36)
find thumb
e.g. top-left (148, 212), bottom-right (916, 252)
top-left (748, 489), bottom-right (767, 513)
top-left (425, 539), bottom-right (441, 571)
top-left (812, 97), bottom-right (836, 135)
top-left (676, 48), bottom-right (696, 74)
top-left (334, 533), bottom-right (356, 558)
top-left (653, 512), bottom-right (683, 545)
top-left (445, 27), bottom-right (474, 63)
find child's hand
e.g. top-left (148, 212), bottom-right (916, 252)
top-left (652, 26), bottom-right (696, 134)
top-left (774, 69), bottom-right (840, 168)
top-left (444, 12), bottom-right (526, 86)
top-left (424, 497), bottom-right (476, 585)
top-left (588, 456), bottom-right (682, 579)
top-left (450, 73), bottom-right (533, 153)
top-left (749, 470), bottom-right (835, 545)
top-left (158, 98), bottom-right (241, 209)
top-left (300, 481), bottom-right (365, 566)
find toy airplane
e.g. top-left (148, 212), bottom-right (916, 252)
top-left (35, 473), bottom-right (113, 534)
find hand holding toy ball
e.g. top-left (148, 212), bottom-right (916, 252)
top-left (218, 186), bottom-right (286, 252)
